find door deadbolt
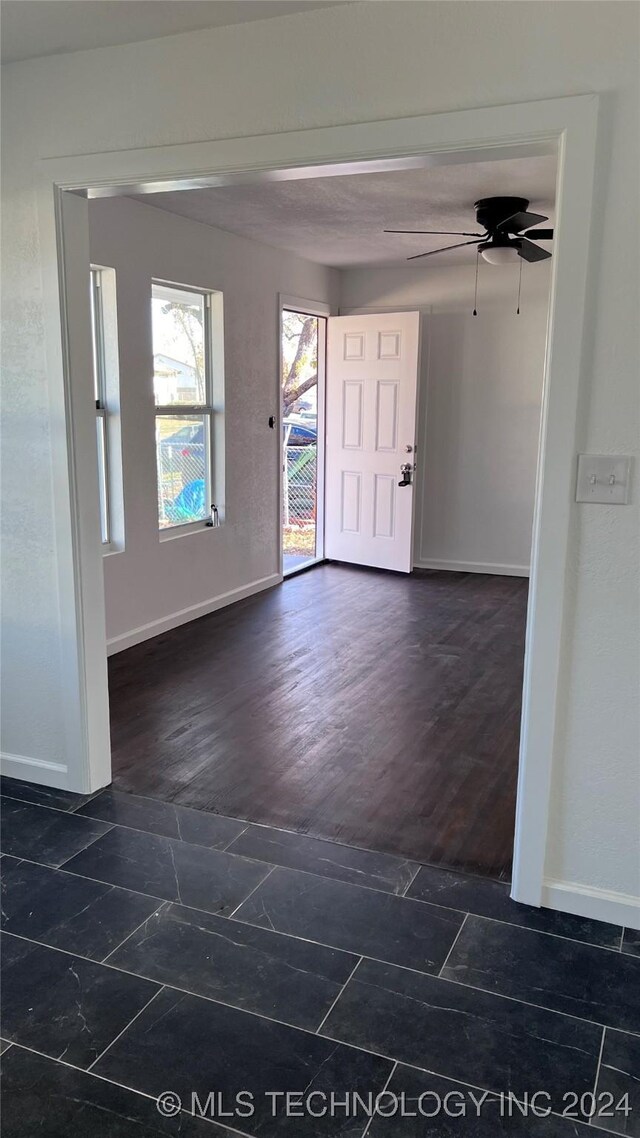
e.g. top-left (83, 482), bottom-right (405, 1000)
top-left (399, 462), bottom-right (414, 487)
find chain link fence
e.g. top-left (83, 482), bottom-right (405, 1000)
top-left (283, 443), bottom-right (317, 557)
top-left (156, 418), bottom-right (207, 528)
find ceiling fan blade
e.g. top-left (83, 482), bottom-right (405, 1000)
top-left (384, 229), bottom-right (483, 237)
top-left (407, 239), bottom-right (482, 261)
top-left (523, 228), bottom-right (554, 240)
top-left (517, 238), bottom-right (552, 263)
top-left (497, 210), bottom-right (548, 233)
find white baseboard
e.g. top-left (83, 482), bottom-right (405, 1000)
top-left (414, 558), bottom-right (530, 578)
top-left (1, 751), bottom-right (68, 784)
top-left (106, 573), bottom-right (282, 655)
top-left (542, 878), bottom-right (640, 931)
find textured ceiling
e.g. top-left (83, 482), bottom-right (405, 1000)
top-left (137, 155), bottom-right (557, 268)
top-left (0, 1), bottom-right (346, 64)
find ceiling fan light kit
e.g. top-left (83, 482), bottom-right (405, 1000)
top-left (478, 239), bottom-right (521, 265)
top-left (385, 195), bottom-right (553, 313)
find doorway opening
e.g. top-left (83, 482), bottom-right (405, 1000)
top-left (281, 306), bottom-right (326, 575)
top-left (77, 155), bottom-right (553, 883)
top-left (93, 148), bottom-right (554, 882)
top-left (36, 96), bottom-right (600, 906)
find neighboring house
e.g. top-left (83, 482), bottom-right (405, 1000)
top-left (153, 353), bottom-right (198, 403)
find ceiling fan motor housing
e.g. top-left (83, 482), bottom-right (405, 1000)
top-left (474, 196), bottom-right (530, 234)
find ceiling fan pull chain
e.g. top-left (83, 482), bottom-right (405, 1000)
top-left (473, 248), bottom-right (480, 316)
top-left (516, 258), bottom-right (523, 315)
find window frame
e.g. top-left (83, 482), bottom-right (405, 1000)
top-left (90, 267), bottom-right (112, 546)
top-left (152, 280), bottom-right (221, 536)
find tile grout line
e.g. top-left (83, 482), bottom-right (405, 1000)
top-left (226, 864), bottom-right (276, 919)
top-left (8, 925), bottom-right (631, 1039)
top-left (5, 906), bottom-right (639, 1039)
top-left (56, 818), bottom-right (283, 871)
top-left (3, 791), bottom-right (632, 948)
top-left (101, 902), bottom-right (167, 965)
top-left (203, 854), bottom-right (632, 954)
top-left (318, 1031), bottom-right (612, 1127)
top-left (401, 863), bottom-right (422, 897)
top-left (4, 787), bottom-right (634, 1129)
top-left (437, 912), bottom-right (468, 977)
top-left (0, 794), bottom-right (106, 818)
top-left (5, 828), bottom-right (629, 952)
top-left (0, 787), bottom-right (246, 836)
top-left (187, 782), bottom-right (509, 880)
top-left (466, 910), bottom-right (628, 955)
top-left (2, 794), bottom-right (262, 865)
top-left (588, 1027), bottom-right (607, 1129)
top-left (54, 826), bottom-right (117, 870)
top-left (85, 785), bottom-right (421, 865)
top-left (72, 815), bottom-right (253, 858)
top-left (18, 820), bottom-right (430, 902)
top-left (3, 930), bottom-right (392, 1061)
top-left (315, 957), bottom-right (364, 1036)
top-left (242, 815), bottom-right (510, 884)
top-left (360, 1060), bottom-right (398, 1138)
top-left (219, 859), bottom-right (435, 902)
top-left (2, 1041), bottom-right (262, 1138)
top-left (0, 792), bottom-right (99, 816)
top-left (224, 830), bottom-right (420, 898)
top-left (85, 986), bottom-right (166, 1073)
top-left (6, 841), bottom-right (640, 1033)
top-left (220, 824), bottom-right (250, 852)
top-left (6, 1039), bottom-right (161, 1091)
top-left (2, 853), bottom-right (169, 906)
top-left (67, 790), bottom-right (104, 813)
top-left (5, 1040), bottom-right (255, 1138)
top-left (6, 926), bottom-right (454, 1080)
top-left (1, 787), bottom-right (510, 888)
top-left (8, 1038), bottom-right (609, 1137)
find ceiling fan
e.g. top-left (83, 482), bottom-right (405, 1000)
top-left (384, 196), bottom-right (553, 264)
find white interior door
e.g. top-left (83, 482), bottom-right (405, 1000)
top-left (325, 311), bottom-right (421, 573)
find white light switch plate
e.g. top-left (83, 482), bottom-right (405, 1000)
top-left (576, 454), bottom-right (632, 504)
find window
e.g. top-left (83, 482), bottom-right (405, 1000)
top-left (152, 282), bottom-right (223, 531)
top-left (90, 268), bottom-right (111, 544)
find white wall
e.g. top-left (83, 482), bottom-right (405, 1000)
top-left (342, 263), bottom-right (551, 575)
top-left (88, 196), bottom-right (338, 648)
top-left (1, 2), bottom-right (638, 908)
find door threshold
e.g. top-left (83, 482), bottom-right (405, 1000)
top-left (282, 557), bottom-right (325, 578)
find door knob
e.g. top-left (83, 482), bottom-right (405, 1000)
top-left (399, 462), bottom-right (413, 487)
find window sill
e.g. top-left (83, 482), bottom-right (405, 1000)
top-left (159, 519), bottom-right (224, 542)
top-left (102, 543), bottom-right (124, 557)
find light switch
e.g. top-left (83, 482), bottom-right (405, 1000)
top-left (576, 454), bottom-right (632, 504)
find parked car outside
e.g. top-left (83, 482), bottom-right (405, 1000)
top-left (160, 417), bottom-right (317, 451)
top-left (284, 417), bottom-right (317, 445)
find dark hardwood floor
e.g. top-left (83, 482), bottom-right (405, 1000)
top-left (109, 565), bottom-right (528, 880)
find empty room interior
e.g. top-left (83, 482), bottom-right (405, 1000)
top-left (90, 152), bottom-right (556, 882)
top-left (1, 3), bottom-right (638, 1135)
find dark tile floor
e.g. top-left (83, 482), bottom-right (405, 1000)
top-left (1, 776), bottom-right (639, 1137)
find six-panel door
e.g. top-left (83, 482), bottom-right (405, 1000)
top-left (325, 312), bottom-right (421, 573)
